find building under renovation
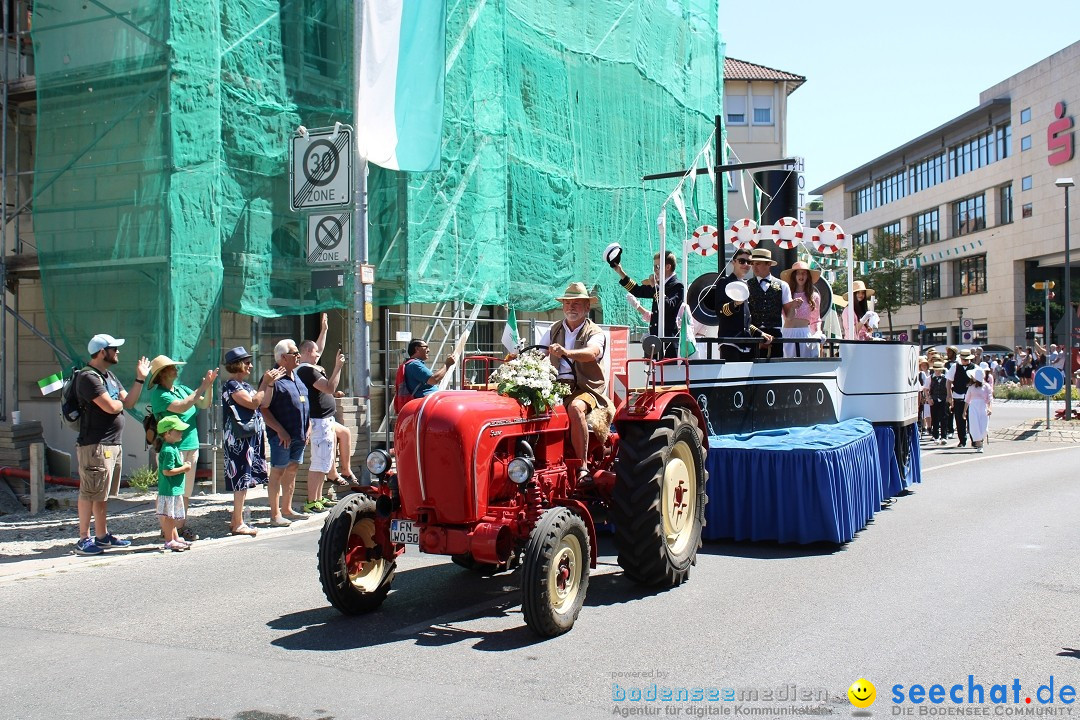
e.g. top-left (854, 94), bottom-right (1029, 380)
top-left (0, 1), bottom-right (724, 477)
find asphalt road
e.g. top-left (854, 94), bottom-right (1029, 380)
top-left (3, 414), bottom-right (1079, 720)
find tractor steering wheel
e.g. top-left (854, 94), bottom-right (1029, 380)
top-left (519, 344), bottom-right (550, 355)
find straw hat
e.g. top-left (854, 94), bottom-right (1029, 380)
top-left (556, 281), bottom-right (599, 305)
top-left (748, 248), bottom-right (777, 266)
top-left (845, 280), bottom-right (876, 300)
top-left (147, 355), bottom-right (186, 385)
top-left (932, 361), bottom-right (945, 370)
top-left (779, 261), bottom-right (821, 286)
top-left (833, 295), bottom-right (848, 308)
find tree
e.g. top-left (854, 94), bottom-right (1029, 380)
top-left (861, 229), bottom-right (920, 336)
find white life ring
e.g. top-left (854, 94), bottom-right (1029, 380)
top-left (690, 225), bottom-right (719, 256)
top-left (811, 221), bottom-right (847, 254)
top-left (726, 218), bottom-right (759, 249)
top-left (771, 216), bottom-right (804, 250)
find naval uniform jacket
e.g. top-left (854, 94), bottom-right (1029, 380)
top-left (620, 273), bottom-right (683, 358)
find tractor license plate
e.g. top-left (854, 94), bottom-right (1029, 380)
top-left (390, 519), bottom-right (419, 545)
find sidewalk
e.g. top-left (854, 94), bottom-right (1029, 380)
top-left (0, 484), bottom-right (332, 582)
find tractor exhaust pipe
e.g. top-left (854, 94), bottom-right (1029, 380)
top-left (468, 523), bottom-right (512, 565)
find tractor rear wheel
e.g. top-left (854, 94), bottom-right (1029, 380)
top-left (613, 405), bottom-right (707, 587)
top-left (521, 507), bottom-right (590, 636)
top-left (318, 494), bottom-right (395, 614)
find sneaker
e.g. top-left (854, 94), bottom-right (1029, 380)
top-left (282, 511), bottom-right (309, 521)
top-left (977, 446), bottom-right (985, 453)
top-left (270, 516), bottom-right (292, 527)
top-left (956, 442), bottom-right (967, 448)
top-left (164, 540), bottom-right (188, 552)
top-left (938, 439), bottom-right (947, 446)
top-left (178, 527), bottom-right (199, 542)
top-left (318, 496), bottom-right (338, 507)
top-left (74, 537), bottom-right (104, 556)
top-left (95, 533), bottom-right (131, 549)
top-left (302, 499), bottom-right (326, 513)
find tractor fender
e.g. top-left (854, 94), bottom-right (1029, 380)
top-left (553, 498), bottom-right (598, 569)
top-left (615, 392), bottom-right (709, 450)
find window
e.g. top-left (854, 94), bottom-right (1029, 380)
top-left (725, 95), bottom-right (747, 125)
top-left (913, 208), bottom-right (940, 245)
top-left (971, 324), bottom-right (988, 345)
top-left (1021, 175), bottom-right (1032, 191)
top-left (949, 124), bottom-right (1011, 178)
top-left (909, 152), bottom-right (947, 193)
top-left (1020, 108), bottom-right (1031, 124)
top-left (920, 264), bottom-right (941, 300)
top-left (954, 255), bottom-right (987, 295)
top-left (1021, 135), bottom-right (1032, 151)
top-left (875, 170), bottom-right (907, 207)
top-left (953, 194), bottom-right (986, 236)
top-left (878, 221), bottom-right (904, 252)
top-left (1022, 203), bottom-right (1033, 218)
top-left (999, 184), bottom-right (1013, 225)
top-left (853, 231), bottom-right (869, 261)
top-left (726, 151), bottom-right (739, 193)
top-left (752, 95), bottom-right (773, 124)
top-left (853, 185), bottom-right (874, 215)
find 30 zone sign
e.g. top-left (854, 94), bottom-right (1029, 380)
top-left (290, 125), bottom-right (353, 211)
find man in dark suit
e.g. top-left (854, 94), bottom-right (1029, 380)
top-left (611, 250), bottom-right (683, 358)
top-left (711, 247), bottom-right (772, 361)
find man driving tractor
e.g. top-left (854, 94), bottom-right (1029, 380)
top-left (538, 282), bottom-right (616, 480)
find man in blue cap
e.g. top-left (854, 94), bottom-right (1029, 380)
top-left (74, 333), bottom-right (151, 556)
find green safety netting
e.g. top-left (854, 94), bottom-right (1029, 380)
top-left (32, 1), bottom-right (352, 380)
top-left (32, 0), bottom-right (724, 384)
top-left (369, 0), bottom-right (724, 327)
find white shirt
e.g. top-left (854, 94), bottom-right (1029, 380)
top-left (755, 274), bottom-right (793, 304)
top-left (539, 321), bottom-right (606, 380)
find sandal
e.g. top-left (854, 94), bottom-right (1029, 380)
top-left (329, 476), bottom-right (350, 487)
top-left (230, 525), bottom-right (258, 537)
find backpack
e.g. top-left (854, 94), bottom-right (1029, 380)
top-left (393, 358), bottom-right (421, 413)
top-left (142, 405), bottom-right (159, 449)
top-left (60, 366), bottom-right (93, 429)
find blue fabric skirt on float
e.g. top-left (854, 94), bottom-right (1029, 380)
top-left (703, 418), bottom-right (913, 544)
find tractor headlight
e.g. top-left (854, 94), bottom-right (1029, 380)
top-left (366, 449), bottom-right (392, 476)
top-left (507, 456), bottom-right (534, 484)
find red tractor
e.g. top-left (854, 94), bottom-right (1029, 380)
top-left (317, 352), bottom-right (709, 636)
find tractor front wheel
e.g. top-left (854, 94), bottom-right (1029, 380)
top-left (318, 494), bottom-right (395, 614)
top-left (521, 507), bottom-right (590, 636)
top-left (613, 405), bottom-right (707, 587)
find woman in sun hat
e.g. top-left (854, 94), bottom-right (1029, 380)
top-left (147, 355), bottom-right (218, 541)
top-left (963, 366), bottom-right (992, 453)
top-left (841, 280), bottom-right (876, 341)
top-left (221, 347), bottom-right (285, 536)
top-left (779, 261), bottom-right (822, 358)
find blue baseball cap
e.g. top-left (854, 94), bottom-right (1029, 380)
top-left (88, 334), bottom-right (125, 355)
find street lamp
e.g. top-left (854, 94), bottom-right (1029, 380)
top-left (956, 306), bottom-right (966, 346)
top-left (1056, 178), bottom-right (1075, 421)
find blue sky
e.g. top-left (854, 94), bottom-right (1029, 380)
top-left (719, 0), bottom-right (1080, 195)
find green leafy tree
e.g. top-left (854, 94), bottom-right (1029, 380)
top-left (862, 229), bottom-right (920, 336)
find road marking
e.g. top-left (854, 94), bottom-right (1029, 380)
top-left (923, 444), bottom-right (1080, 473)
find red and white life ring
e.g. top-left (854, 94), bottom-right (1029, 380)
top-left (771, 216), bottom-right (804, 250)
top-left (690, 224), bottom-right (719, 256)
top-left (726, 218), bottom-right (759, 249)
top-left (811, 222), bottom-right (847, 254)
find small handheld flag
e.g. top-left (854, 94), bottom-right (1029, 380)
top-left (38, 372), bottom-right (64, 396)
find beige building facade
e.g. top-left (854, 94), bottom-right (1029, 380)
top-left (812, 41), bottom-right (1080, 348)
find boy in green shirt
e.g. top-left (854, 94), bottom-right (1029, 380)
top-left (157, 416), bottom-right (193, 552)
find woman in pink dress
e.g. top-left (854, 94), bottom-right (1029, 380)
top-left (841, 280), bottom-right (876, 341)
top-left (779, 261), bottom-right (822, 358)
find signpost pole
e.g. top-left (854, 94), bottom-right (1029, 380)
top-left (352, 5), bottom-right (371, 404)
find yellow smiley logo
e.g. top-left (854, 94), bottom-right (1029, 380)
top-left (848, 678), bottom-right (876, 708)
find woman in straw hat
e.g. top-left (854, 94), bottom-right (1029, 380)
top-left (147, 355), bottom-right (218, 541)
top-left (779, 261), bottom-right (822, 358)
top-left (841, 280), bottom-right (876, 341)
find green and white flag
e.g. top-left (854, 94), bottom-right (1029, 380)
top-left (38, 372), bottom-right (64, 395)
top-left (501, 307), bottom-right (520, 353)
top-left (678, 304), bottom-right (699, 359)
